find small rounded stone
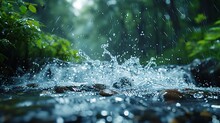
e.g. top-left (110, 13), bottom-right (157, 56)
top-left (99, 89), bottom-right (117, 96)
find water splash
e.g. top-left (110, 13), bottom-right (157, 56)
top-left (18, 43), bottom-right (195, 90)
top-left (3, 44), bottom-right (220, 123)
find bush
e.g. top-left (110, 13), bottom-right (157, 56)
top-left (186, 20), bottom-right (220, 61)
top-left (0, 0), bottom-right (79, 76)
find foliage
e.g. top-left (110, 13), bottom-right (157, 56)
top-left (194, 14), bottom-right (207, 24)
top-left (25, 0), bottom-right (76, 41)
top-left (1, 0), bottom-right (220, 75)
top-left (31, 33), bottom-right (79, 61)
top-left (72, 0), bottom-right (220, 64)
top-left (0, 0), bottom-right (79, 76)
top-left (185, 20), bottom-right (220, 61)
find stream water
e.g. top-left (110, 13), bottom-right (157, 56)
top-left (0, 44), bottom-right (220, 122)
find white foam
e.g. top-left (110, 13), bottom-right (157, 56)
top-left (18, 43), bottom-right (195, 90)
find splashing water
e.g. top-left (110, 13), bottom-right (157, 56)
top-left (18, 43), bottom-right (195, 90)
top-left (2, 44), bottom-right (220, 123)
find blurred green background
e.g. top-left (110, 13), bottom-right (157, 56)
top-left (33, 0), bottom-right (220, 64)
top-left (1, 0), bottom-right (220, 75)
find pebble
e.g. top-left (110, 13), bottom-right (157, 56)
top-left (161, 89), bottom-right (184, 101)
top-left (54, 86), bottom-right (69, 93)
top-left (93, 84), bottom-right (107, 91)
top-left (99, 89), bottom-right (117, 96)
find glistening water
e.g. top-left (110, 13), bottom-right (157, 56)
top-left (0, 44), bottom-right (220, 122)
top-left (19, 44), bottom-right (195, 90)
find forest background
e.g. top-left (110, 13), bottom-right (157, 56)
top-left (1, 0), bottom-right (220, 77)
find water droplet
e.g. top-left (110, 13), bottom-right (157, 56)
top-left (124, 110), bottom-right (129, 116)
top-left (101, 110), bottom-right (108, 116)
top-left (90, 98), bottom-right (96, 103)
top-left (193, 92), bottom-right (204, 99)
top-left (106, 116), bottom-right (113, 122)
top-left (56, 117), bottom-right (64, 123)
top-left (115, 97), bottom-right (123, 102)
top-left (140, 31), bottom-right (144, 36)
top-left (176, 102), bottom-right (181, 107)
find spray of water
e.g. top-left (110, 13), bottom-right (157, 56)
top-left (18, 43), bottom-right (195, 90)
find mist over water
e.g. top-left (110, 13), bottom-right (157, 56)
top-left (18, 44), bottom-right (196, 91)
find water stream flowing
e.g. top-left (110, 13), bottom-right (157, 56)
top-left (0, 44), bottom-right (220, 122)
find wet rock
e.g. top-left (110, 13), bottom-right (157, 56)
top-left (54, 86), bottom-right (69, 93)
top-left (26, 83), bottom-right (38, 88)
top-left (54, 86), bottom-right (83, 93)
top-left (69, 86), bottom-right (82, 92)
top-left (99, 89), bottom-right (117, 96)
top-left (53, 84), bottom-right (107, 93)
top-left (189, 58), bottom-right (220, 87)
top-left (160, 89), bottom-right (184, 101)
top-left (79, 84), bottom-right (96, 92)
top-left (93, 84), bottom-right (107, 91)
top-left (113, 77), bottom-right (132, 89)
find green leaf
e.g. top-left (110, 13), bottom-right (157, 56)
top-left (205, 33), bottom-right (220, 41)
top-left (28, 4), bottom-right (37, 13)
top-left (19, 5), bottom-right (27, 14)
top-left (198, 40), bottom-right (207, 46)
top-left (214, 20), bottom-right (220, 25)
top-left (194, 14), bottom-right (207, 24)
top-left (209, 27), bottom-right (220, 32)
top-left (35, 39), bottom-right (42, 48)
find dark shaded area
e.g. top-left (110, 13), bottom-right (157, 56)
top-left (190, 58), bottom-right (220, 87)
